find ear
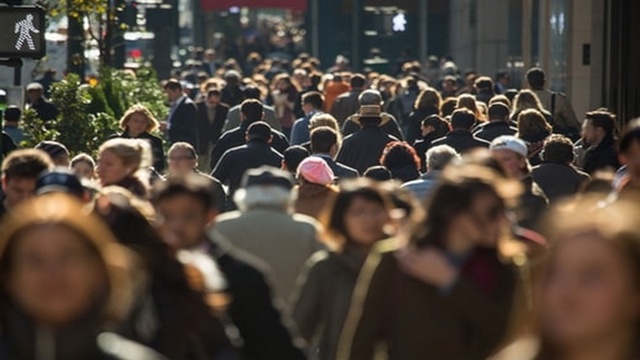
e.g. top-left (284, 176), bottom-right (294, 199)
top-left (330, 143), bottom-right (339, 156)
top-left (1, 175), bottom-right (7, 192)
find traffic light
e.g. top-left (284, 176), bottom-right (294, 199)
top-left (0, 6), bottom-right (46, 59)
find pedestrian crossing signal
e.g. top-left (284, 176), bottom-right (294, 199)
top-left (0, 6), bottom-right (46, 59)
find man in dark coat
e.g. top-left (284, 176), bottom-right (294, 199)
top-left (431, 109), bottom-right (490, 153)
top-left (532, 135), bottom-right (590, 202)
top-left (212, 122), bottom-right (284, 197)
top-left (152, 175), bottom-right (306, 360)
top-left (330, 74), bottom-right (366, 125)
top-left (310, 126), bottom-right (359, 179)
top-left (473, 103), bottom-right (517, 142)
top-left (580, 109), bottom-right (620, 174)
top-left (197, 89), bottom-right (229, 172)
top-left (342, 90), bottom-right (405, 140)
top-left (25, 82), bottom-right (58, 122)
top-left (210, 99), bottom-right (289, 169)
top-left (336, 105), bottom-right (397, 174)
top-left (163, 79), bottom-right (198, 147)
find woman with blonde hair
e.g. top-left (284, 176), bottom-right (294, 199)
top-left (113, 104), bottom-right (165, 173)
top-left (511, 90), bottom-right (553, 126)
top-left (97, 138), bottom-right (153, 198)
top-left (0, 193), bottom-right (147, 358)
top-left (516, 109), bottom-right (553, 165)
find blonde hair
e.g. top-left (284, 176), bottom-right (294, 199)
top-left (119, 104), bottom-right (160, 133)
top-left (99, 138), bottom-right (153, 184)
top-left (310, 113), bottom-right (342, 146)
top-left (512, 90), bottom-right (546, 115)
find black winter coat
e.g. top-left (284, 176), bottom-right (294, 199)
top-left (336, 126), bottom-right (397, 174)
top-left (211, 140), bottom-right (283, 196)
top-left (210, 123), bottom-right (290, 169)
top-left (430, 129), bottom-right (490, 154)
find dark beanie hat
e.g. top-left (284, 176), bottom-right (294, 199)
top-left (241, 166), bottom-right (294, 190)
top-left (35, 141), bottom-right (69, 159)
top-left (36, 168), bottom-right (85, 199)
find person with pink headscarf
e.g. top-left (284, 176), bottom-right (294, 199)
top-left (294, 156), bottom-right (339, 220)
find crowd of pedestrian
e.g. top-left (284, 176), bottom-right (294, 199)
top-left (0, 49), bottom-right (639, 360)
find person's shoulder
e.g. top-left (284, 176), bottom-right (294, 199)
top-left (430, 135), bottom-right (448, 145)
top-left (341, 133), bottom-right (357, 143)
top-left (474, 136), bottom-right (491, 146)
top-left (402, 178), bottom-right (426, 188)
top-left (304, 250), bottom-right (337, 273)
top-left (143, 132), bottom-right (163, 143)
top-left (221, 143), bottom-right (248, 158)
top-left (291, 213), bottom-right (321, 230)
top-left (183, 96), bottom-right (197, 106)
top-left (215, 210), bottom-right (243, 225)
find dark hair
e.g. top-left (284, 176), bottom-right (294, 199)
top-left (496, 70), bottom-right (510, 81)
top-left (422, 114), bottom-right (451, 138)
top-left (94, 192), bottom-right (231, 358)
top-left (620, 119), bottom-right (640, 154)
top-left (451, 109), bottom-right (476, 130)
top-left (152, 174), bottom-right (218, 211)
top-left (363, 166), bottom-right (392, 181)
top-left (207, 89), bottom-right (221, 98)
top-left (441, 98), bottom-right (458, 117)
top-left (541, 134), bottom-right (575, 164)
top-left (585, 110), bottom-right (617, 137)
top-left (474, 76), bottom-right (494, 91)
top-left (526, 68), bottom-right (546, 90)
top-left (413, 165), bottom-right (508, 248)
top-left (350, 74), bottom-right (366, 89)
top-left (310, 126), bottom-right (338, 154)
top-left (1, 149), bottom-right (53, 180)
top-left (240, 99), bottom-right (264, 122)
top-left (35, 141), bottom-right (70, 163)
top-left (163, 79), bottom-right (182, 91)
top-left (3, 106), bottom-right (21, 122)
top-left (488, 103), bottom-right (510, 120)
top-left (243, 86), bottom-right (261, 100)
top-left (380, 141), bottom-right (421, 171)
top-left (302, 91), bottom-right (324, 109)
top-left (283, 146), bottom-right (310, 173)
top-left (322, 180), bottom-right (391, 251)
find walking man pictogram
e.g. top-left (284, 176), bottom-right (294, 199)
top-left (14, 14), bottom-right (39, 51)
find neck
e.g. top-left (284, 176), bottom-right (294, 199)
top-left (5, 121), bottom-right (18, 127)
top-left (560, 332), bottom-right (634, 360)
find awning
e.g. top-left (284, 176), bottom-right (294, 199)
top-left (201, 0), bottom-right (307, 12)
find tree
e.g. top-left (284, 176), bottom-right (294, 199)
top-left (23, 66), bottom-right (167, 156)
